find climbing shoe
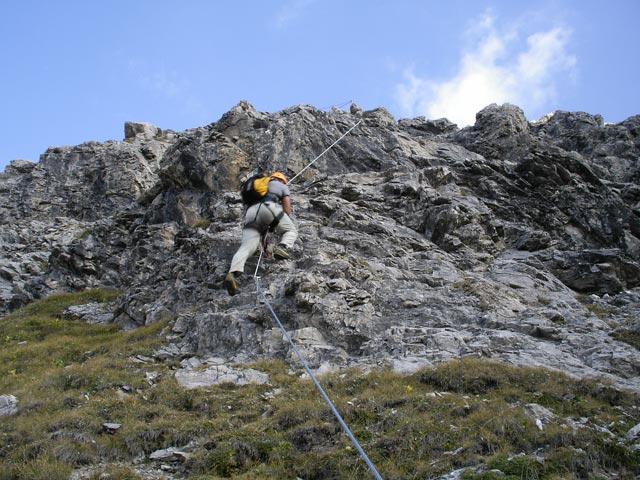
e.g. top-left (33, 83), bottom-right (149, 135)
top-left (273, 244), bottom-right (290, 260)
top-left (223, 272), bottom-right (240, 296)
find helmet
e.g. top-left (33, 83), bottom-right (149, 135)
top-left (270, 171), bottom-right (288, 184)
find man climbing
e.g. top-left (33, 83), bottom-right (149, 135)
top-left (223, 171), bottom-right (298, 296)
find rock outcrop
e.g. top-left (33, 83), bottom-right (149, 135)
top-left (1, 101), bottom-right (639, 390)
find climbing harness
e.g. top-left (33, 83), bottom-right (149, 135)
top-left (255, 277), bottom-right (383, 480)
top-left (244, 201), bottom-right (284, 233)
top-left (288, 118), bottom-right (363, 186)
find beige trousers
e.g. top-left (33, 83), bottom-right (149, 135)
top-left (229, 201), bottom-right (298, 273)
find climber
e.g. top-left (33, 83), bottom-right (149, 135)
top-left (223, 171), bottom-right (298, 296)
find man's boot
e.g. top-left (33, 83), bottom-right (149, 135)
top-left (273, 244), bottom-right (290, 260)
top-left (223, 272), bottom-right (241, 295)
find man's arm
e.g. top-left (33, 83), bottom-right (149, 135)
top-left (281, 195), bottom-right (291, 216)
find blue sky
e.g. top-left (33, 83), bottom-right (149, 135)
top-left (1, 0), bottom-right (639, 172)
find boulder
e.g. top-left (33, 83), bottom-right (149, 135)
top-left (0, 394), bottom-right (18, 416)
top-left (124, 121), bottom-right (161, 140)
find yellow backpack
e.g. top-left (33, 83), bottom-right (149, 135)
top-left (240, 173), bottom-right (270, 205)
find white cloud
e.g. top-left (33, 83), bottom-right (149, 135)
top-left (395, 13), bottom-right (576, 126)
top-left (273, 0), bottom-right (316, 29)
top-left (129, 61), bottom-right (185, 99)
top-left (128, 60), bottom-right (206, 118)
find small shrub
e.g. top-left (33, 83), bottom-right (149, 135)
top-left (192, 218), bottom-right (211, 229)
top-left (585, 303), bottom-right (614, 318)
top-left (576, 294), bottom-right (615, 319)
top-left (418, 358), bottom-right (503, 394)
top-left (190, 444), bottom-right (237, 477)
top-left (611, 328), bottom-right (640, 350)
top-left (78, 228), bottom-right (92, 239)
top-left (52, 439), bottom-right (96, 465)
top-left (14, 455), bottom-right (72, 480)
top-left (537, 295), bottom-right (552, 305)
top-left (123, 427), bottom-right (167, 456)
top-left (490, 454), bottom-right (544, 479)
top-left (86, 465), bottom-right (144, 480)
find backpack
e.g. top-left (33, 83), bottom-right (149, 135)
top-left (240, 173), bottom-right (271, 205)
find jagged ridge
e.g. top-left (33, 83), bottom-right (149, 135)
top-left (1, 101), bottom-right (639, 391)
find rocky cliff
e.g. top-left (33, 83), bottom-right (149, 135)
top-left (1, 101), bottom-right (639, 391)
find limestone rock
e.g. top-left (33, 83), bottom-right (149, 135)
top-left (399, 116), bottom-right (458, 135)
top-left (102, 422), bottom-right (121, 433)
top-left (627, 423), bottom-right (640, 440)
top-left (453, 103), bottom-right (532, 160)
top-left (124, 121), bottom-right (162, 140)
top-left (149, 446), bottom-right (191, 462)
top-left (175, 361), bottom-right (270, 388)
top-left (63, 302), bottom-right (115, 323)
top-left (0, 394), bottom-right (18, 416)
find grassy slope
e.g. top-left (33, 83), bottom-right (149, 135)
top-left (0, 291), bottom-right (638, 480)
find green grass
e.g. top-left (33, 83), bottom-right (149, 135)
top-left (192, 218), bottom-right (211, 229)
top-left (611, 328), bottom-right (640, 351)
top-left (576, 294), bottom-right (615, 319)
top-left (1, 290), bottom-right (639, 479)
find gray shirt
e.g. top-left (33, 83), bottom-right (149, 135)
top-left (267, 180), bottom-right (290, 203)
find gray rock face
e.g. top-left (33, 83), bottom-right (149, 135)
top-left (0, 123), bottom-right (171, 223)
top-left (1, 102), bottom-right (639, 391)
